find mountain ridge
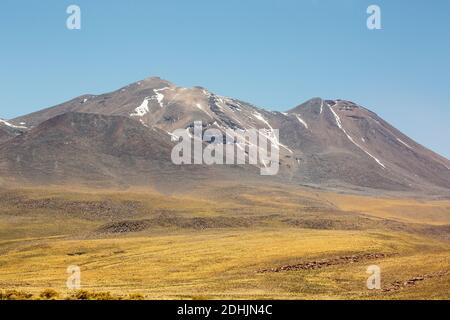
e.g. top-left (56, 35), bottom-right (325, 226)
top-left (1, 76), bottom-right (449, 194)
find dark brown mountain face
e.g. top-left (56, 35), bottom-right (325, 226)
top-left (0, 112), bottom-right (256, 189)
top-left (1, 112), bottom-right (174, 185)
top-left (0, 127), bottom-right (14, 144)
top-left (282, 98), bottom-right (450, 191)
top-left (1, 77), bottom-right (449, 194)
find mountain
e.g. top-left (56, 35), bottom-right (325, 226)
top-left (1, 76), bottom-right (449, 194)
top-left (0, 111), bottom-right (255, 189)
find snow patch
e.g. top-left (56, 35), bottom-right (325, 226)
top-left (202, 89), bottom-right (210, 96)
top-left (0, 119), bottom-right (27, 129)
top-left (295, 114), bottom-right (308, 129)
top-left (329, 106), bottom-right (343, 130)
top-left (329, 106), bottom-right (386, 169)
top-left (194, 102), bottom-right (215, 119)
top-left (253, 112), bottom-right (272, 129)
top-left (185, 128), bottom-right (193, 139)
top-left (396, 138), bottom-right (412, 149)
top-left (130, 87), bottom-right (171, 116)
top-left (130, 97), bottom-right (151, 117)
top-left (154, 87), bottom-right (170, 108)
top-left (167, 131), bottom-right (179, 142)
top-left (253, 112), bottom-right (293, 154)
top-left (139, 119), bottom-right (149, 127)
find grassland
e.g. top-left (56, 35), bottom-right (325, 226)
top-left (0, 185), bottom-right (449, 299)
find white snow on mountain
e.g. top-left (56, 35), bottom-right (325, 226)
top-left (130, 98), bottom-right (151, 117)
top-left (154, 87), bottom-right (170, 108)
top-left (295, 114), bottom-right (308, 129)
top-left (329, 105), bottom-right (386, 169)
top-left (0, 119), bottom-right (27, 129)
top-left (397, 138), bottom-right (412, 149)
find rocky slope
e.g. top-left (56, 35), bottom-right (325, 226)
top-left (1, 77), bottom-right (449, 193)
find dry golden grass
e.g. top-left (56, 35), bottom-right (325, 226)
top-left (325, 193), bottom-right (450, 226)
top-left (0, 185), bottom-right (448, 300)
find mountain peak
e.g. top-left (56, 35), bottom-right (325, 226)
top-left (287, 97), bottom-right (323, 114)
top-left (128, 76), bottom-right (176, 90)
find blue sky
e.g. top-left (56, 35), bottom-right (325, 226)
top-left (0, 0), bottom-right (449, 158)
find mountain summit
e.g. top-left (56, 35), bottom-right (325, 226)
top-left (1, 77), bottom-right (449, 194)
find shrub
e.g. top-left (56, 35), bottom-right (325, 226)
top-left (72, 290), bottom-right (90, 300)
top-left (128, 293), bottom-right (145, 300)
top-left (72, 290), bottom-right (118, 300)
top-left (39, 289), bottom-right (59, 300)
top-left (0, 290), bottom-right (33, 300)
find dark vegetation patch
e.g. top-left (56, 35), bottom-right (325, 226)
top-left (39, 289), bottom-right (58, 299)
top-left (67, 251), bottom-right (87, 256)
top-left (96, 214), bottom-right (267, 234)
top-left (0, 290), bottom-right (33, 300)
top-left (97, 220), bottom-right (152, 233)
top-left (382, 270), bottom-right (450, 292)
top-left (0, 289), bottom-right (145, 300)
top-left (0, 191), bottom-right (143, 219)
top-left (258, 253), bottom-right (397, 273)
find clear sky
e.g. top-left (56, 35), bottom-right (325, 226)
top-left (1, 0), bottom-right (449, 158)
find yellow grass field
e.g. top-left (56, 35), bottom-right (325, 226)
top-left (0, 185), bottom-right (449, 300)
